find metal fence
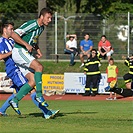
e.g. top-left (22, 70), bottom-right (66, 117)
top-left (53, 12), bottom-right (133, 60)
top-left (1, 12), bottom-right (133, 60)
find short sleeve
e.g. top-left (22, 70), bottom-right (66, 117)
top-left (15, 20), bottom-right (39, 36)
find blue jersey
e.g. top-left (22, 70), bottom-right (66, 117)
top-left (80, 39), bottom-right (94, 51)
top-left (0, 37), bottom-right (27, 89)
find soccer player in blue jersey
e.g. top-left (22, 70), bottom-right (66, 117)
top-left (0, 22), bottom-right (59, 119)
top-left (11, 7), bottom-right (52, 107)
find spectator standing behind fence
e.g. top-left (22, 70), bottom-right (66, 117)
top-left (82, 49), bottom-right (101, 96)
top-left (98, 35), bottom-right (114, 62)
top-left (64, 34), bottom-right (79, 66)
top-left (105, 58), bottom-right (118, 100)
top-left (79, 33), bottom-right (94, 68)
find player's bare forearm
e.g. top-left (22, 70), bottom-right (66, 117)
top-left (36, 48), bottom-right (42, 58)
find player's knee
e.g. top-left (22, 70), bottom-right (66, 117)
top-left (28, 81), bottom-right (35, 88)
top-left (35, 63), bottom-right (43, 72)
top-left (28, 78), bottom-right (36, 88)
top-left (80, 54), bottom-right (83, 58)
top-left (87, 54), bottom-right (90, 58)
top-left (39, 64), bottom-right (43, 71)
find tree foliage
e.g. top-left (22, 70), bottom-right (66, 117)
top-left (0, 0), bottom-right (38, 23)
top-left (0, 0), bottom-right (133, 15)
top-left (0, 0), bottom-right (133, 20)
top-left (49, 0), bottom-right (133, 18)
top-left (0, 0), bottom-right (38, 13)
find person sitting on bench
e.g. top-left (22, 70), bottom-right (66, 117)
top-left (64, 34), bottom-right (79, 66)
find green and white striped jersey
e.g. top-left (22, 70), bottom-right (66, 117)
top-left (14, 19), bottom-right (44, 49)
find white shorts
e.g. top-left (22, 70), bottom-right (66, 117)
top-left (12, 47), bottom-right (35, 76)
top-left (106, 49), bottom-right (114, 57)
top-left (18, 65), bottom-right (34, 76)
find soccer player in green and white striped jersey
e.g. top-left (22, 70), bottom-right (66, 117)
top-left (11, 8), bottom-right (52, 107)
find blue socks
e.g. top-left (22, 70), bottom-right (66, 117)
top-left (30, 92), bottom-right (49, 115)
top-left (0, 94), bottom-right (15, 113)
top-left (0, 92), bottom-right (49, 116)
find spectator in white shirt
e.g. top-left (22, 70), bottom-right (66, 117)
top-left (64, 34), bottom-right (79, 66)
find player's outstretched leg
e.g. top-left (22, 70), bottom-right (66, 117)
top-left (50, 110), bottom-right (60, 117)
top-left (30, 92), bottom-right (59, 119)
top-left (34, 72), bottom-right (46, 106)
top-left (112, 88), bottom-right (133, 97)
top-left (105, 86), bottom-right (133, 97)
top-left (104, 86), bottom-right (111, 92)
top-left (44, 110), bottom-right (60, 119)
top-left (35, 95), bottom-right (48, 107)
top-left (9, 99), bottom-right (21, 115)
top-left (0, 94), bottom-right (15, 116)
top-left (9, 83), bottom-right (33, 115)
top-left (31, 92), bottom-right (48, 107)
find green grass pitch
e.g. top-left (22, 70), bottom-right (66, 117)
top-left (0, 100), bottom-right (132, 133)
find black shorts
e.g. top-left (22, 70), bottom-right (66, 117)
top-left (123, 73), bottom-right (133, 83)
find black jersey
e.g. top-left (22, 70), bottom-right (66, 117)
top-left (84, 55), bottom-right (101, 75)
top-left (125, 57), bottom-right (133, 74)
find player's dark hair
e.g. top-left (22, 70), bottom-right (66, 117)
top-left (109, 57), bottom-right (114, 61)
top-left (84, 33), bottom-right (90, 36)
top-left (101, 35), bottom-right (106, 38)
top-left (91, 49), bottom-right (97, 54)
top-left (69, 36), bottom-right (74, 39)
top-left (38, 7), bottom-right (52, 18)
top-left (1, 22), bottom-right (14, 34)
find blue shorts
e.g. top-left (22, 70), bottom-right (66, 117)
top-left (7, 68), bottom-right (28, 92)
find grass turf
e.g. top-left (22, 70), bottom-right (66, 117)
top-left (0, 61), bottom-right (132, 132)
top-left (0, 100), bottom-right (132, 133)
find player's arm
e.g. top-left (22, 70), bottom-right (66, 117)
top-left (0, 51), bottom-right (12, 60)
top-left (36, 49), bottom-right (42, 58)
top-left (97, 51), bottom-right (102, 60)
top-left (124, 57), bottom-right (130, 67)
top-left (106, 41), bottom-right (112, 52)
top-left (33, 45), bottom-right (42, 58)
top-left (70, 34), bottom-right (77, 39)
top-left (11, 32), bottom-right (33, 52)
top-left (87, 45), bottom-right (93, 53)
top-left (84, 66), bottom-right (88, 74)
top-left (80, 45), bottom-right (85, 54)
top-left (80, 41), bottom-right (85, 53)
top-left (98, 46), bottom-right (106, 56)
top-left (66, 34), bottom-right (77, 39)
top-left (98, 42), bottom-right (102, 54)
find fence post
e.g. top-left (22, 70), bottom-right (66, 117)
top-left (55, 12), bottom-right (58, 54)
top-left (103, 19), bottom-right (106, 35)
top-left (128, 12), bottom-right (130, 57)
